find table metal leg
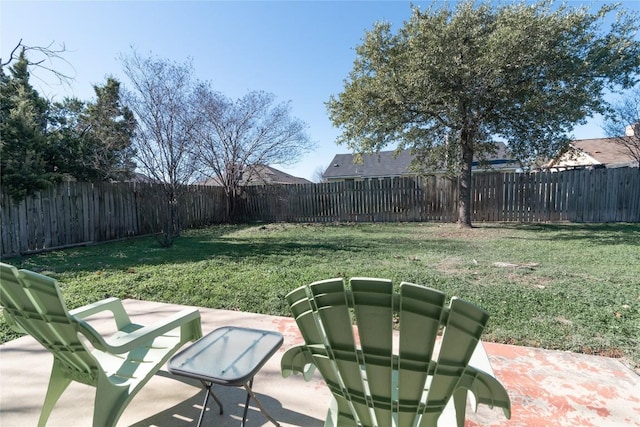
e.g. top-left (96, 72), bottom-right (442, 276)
top-left (197, 381), bottom-right (224, 427)
top-left (242, 377), bottom-right (281, 427)
top-left (240, 378), bottom-right (252, 427)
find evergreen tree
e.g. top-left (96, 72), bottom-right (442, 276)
top-left (0, 49), bottom-right (58, 201)
top-left (47, 78), bottom-right (137, 182)
top-left (80, 78), bottom-right (137, 181)
top-left (47, 97), bottom-right (92, 179)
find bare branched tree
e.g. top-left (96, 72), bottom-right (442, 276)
top-left (312, 165), bottom-right (327, 183)
top-left (1, 39), bottom-right (74, 87)
top-left (603, 86), bottom-right (640, 169)
top-left (193, 87), bottom-right (314, 220)
top-left (120, 50), bottom-right (200, 246)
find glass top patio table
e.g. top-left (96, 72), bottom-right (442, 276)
top-left (168, 326), bottom-right (284, 426)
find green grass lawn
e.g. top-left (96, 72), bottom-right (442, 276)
top-left (2, 222), bottom-right (639, 373)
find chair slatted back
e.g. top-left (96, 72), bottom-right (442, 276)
top-left (0, 264), bottom-right (99, 384)
top-left (286, 277), bottom-right (492, 427)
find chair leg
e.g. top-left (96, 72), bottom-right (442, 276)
top-left (453, 388), bottom-right (468, 427)
top-left (92, 377), bottom-right (130, 427)
top-left (38, 360), bottom-right (72, 427)
top-left (324, 398), bottom-right (338, 427)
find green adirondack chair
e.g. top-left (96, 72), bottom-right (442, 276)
top-left (0, 262), bottom-right (202, 427)
top-left (281, 277), bottom-right (511, 427)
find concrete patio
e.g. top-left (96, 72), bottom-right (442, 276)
top-left (1, 299), bottom-right (639, 426)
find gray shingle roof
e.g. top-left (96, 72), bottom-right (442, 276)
top-left (323, 143), bottom-right (516, 179)
top-left (199, 164), bottom-right (311, 186)
top-left (323, 150), bottom-right (414, 179)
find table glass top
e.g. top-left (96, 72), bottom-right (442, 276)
top-left (169, 326), bottom-right (283, 385)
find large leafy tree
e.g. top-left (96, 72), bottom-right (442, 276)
top-left (193, 88), bottom-right (313, 220)
top-left (327, 1), bottom-right (640, 227)
top-left (0, 49), bottom-right (57, 201)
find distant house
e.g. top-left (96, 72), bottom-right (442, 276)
top-left (322, 142), bottom-right (518, 182)
top-left (123, 172), bottom-right (159, 183)
top-left (199, 164), bottom-right (311, 186)
top-left (545, 137), bottom-right (638, 170)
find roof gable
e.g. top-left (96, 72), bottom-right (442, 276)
top-left (199, 164), bottom-right (310, 186)
top-left (572, 138), bottom-right (634, 165)
top-left (548, 137), bottom-right (637, 169)
top-left (245, 164), bottom-right (311, 185)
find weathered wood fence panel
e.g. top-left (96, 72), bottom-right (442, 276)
top-left (1, 168), bottom-right (638, 257)
top-left (1, 182), bottom-right (227, 257)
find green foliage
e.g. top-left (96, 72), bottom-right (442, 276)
top-left (2, 222), bottom-right (639, 372)
top-left (1, 49), bottom-right (136, 201)
top-left (81, 78), bottom-right (137, 181)
top-left (327, 1), bottom-right (640, 225)
top-left (48, 79), bottom-right (137, 182)
top-left (0, 49), bottom-right (59, 201)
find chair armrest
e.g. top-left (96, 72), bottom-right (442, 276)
top-left (1, 310), bottom-right (26, 334)
top-left (458, 366), bottom-right (511, 419)
top-left (69, 297), bottom-right (133, 330)
top-left (281, 344), bottom-right (317, 381)
top-left (79, 308), bottom-right (201, 354)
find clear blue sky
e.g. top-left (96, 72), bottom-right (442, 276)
top-left (2, 0), bottom-right (639, 181)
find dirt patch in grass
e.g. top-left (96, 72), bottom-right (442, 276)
top-left (436, 257), bottom-right (473, 275)
top-left (579, 346), bottom-right (625, 359)
top-left (433, 224), bottom-right (511, 240)
top-left (434, 228), bottom-right (489, 240)
top-left (503, 272), bottom-right (553, 288)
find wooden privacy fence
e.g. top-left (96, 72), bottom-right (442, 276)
top-left (1, 182), bottom-right (227, 258)
top-left (239, 167), bottom-right (639, 223)
top-left (1, 167), bottom-right (638, 257)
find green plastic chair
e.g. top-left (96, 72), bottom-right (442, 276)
top-left (281, 278), bottom-right (511, 427)
top-left (0, 262), bottom-right (202, 427)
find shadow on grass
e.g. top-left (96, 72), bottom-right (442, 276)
top-left (9, 224), bottom-right (470, 276)
top-left (490, 222), bottom-right (640, 246)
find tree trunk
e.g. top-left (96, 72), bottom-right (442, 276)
top-left (458, 139), bottom-right (474, 228)
top-left (157, 185), bottom-right (181, 247)
top-left (224, 185), bottom-right (240, 223)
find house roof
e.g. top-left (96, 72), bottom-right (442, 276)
top-left (547, 137), bottom-right (637, 169)
top-left (572, 138), bottom-right (635, 166)
top-left (323, 150), bottom-right (415, 179)
top-left (323, 142), bottom-right (516, 179)
top-left (122, 172), bottom-right (159, 183)
top-left (199, 164), bottom-right (311, 186)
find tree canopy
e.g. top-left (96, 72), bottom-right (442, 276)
top-left (47, 78), bottom-right (136, 182)
top-left (119, 51), bottom-right (200, 246)
top-left (1, 50), bottom-right (57, 200)
top-left (119, 49), bottom-right (313, 238)
top-left (327, 0), bottom-right (640, 226)
top-left (1, 47), bottom-right (136, 201)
